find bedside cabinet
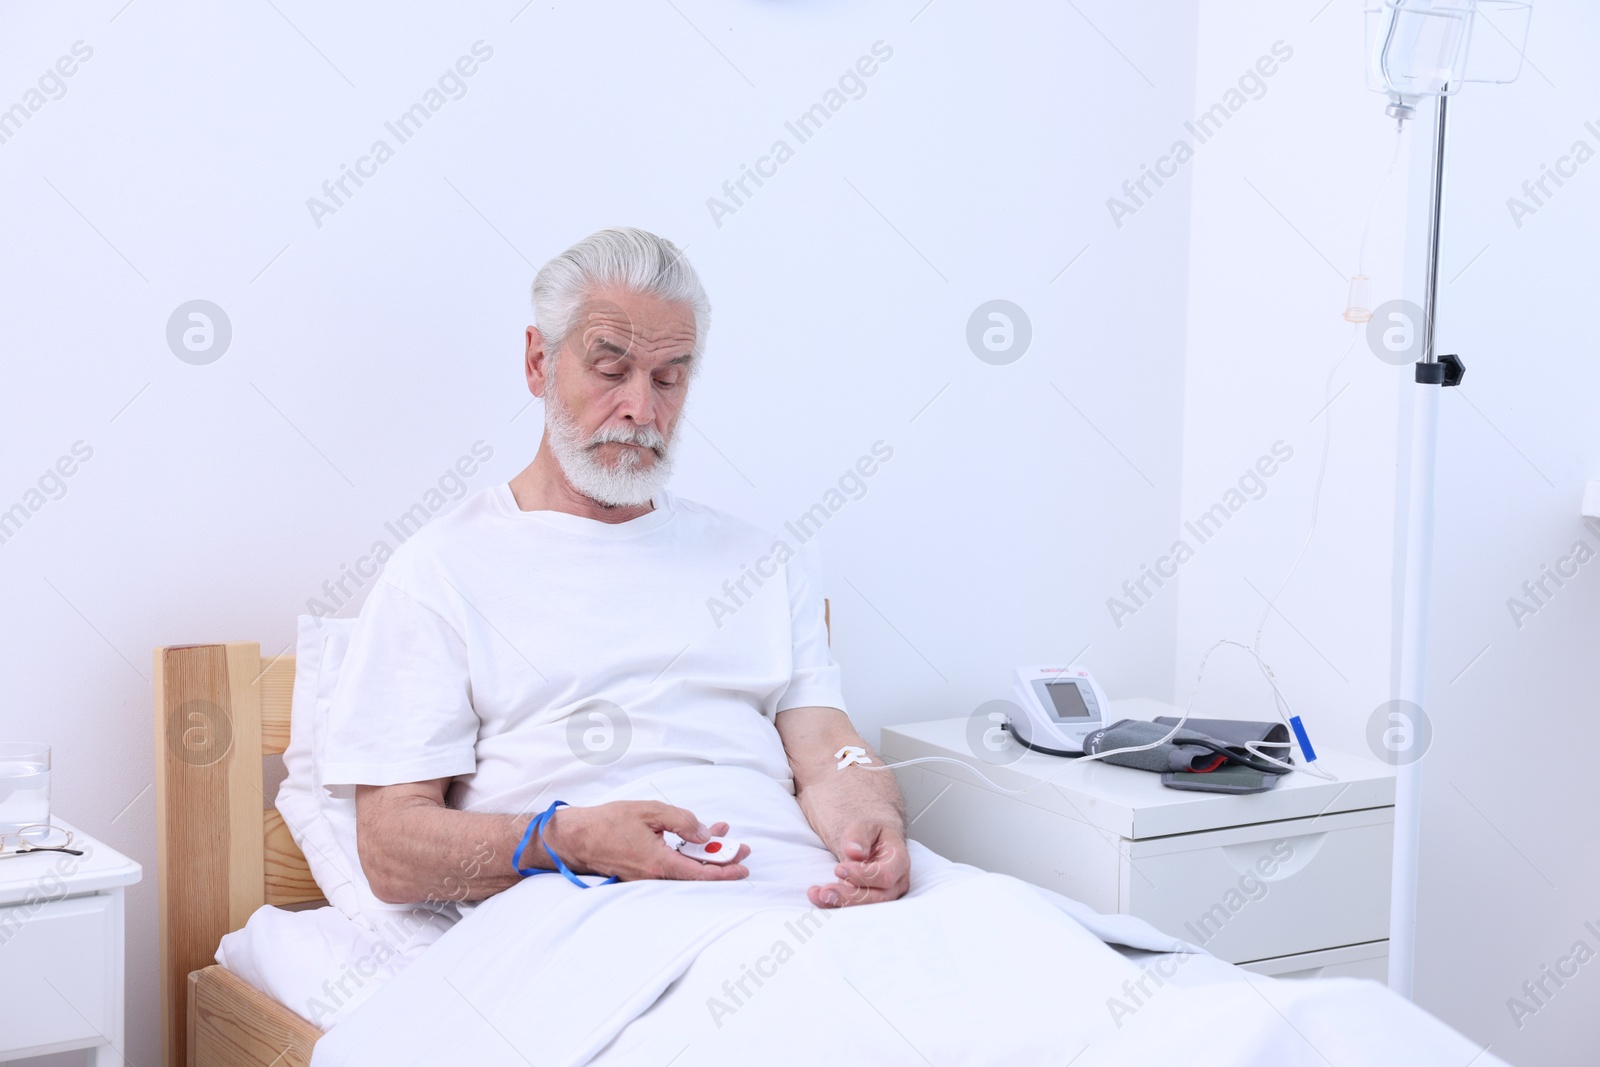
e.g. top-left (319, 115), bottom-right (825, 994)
top-left (0, 819), bottom-right (142, 1064)
top-left (882, 698), bottom-right (1396, 980)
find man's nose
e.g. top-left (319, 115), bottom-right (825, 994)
top-left (617, 369), bottom-right (656, 427)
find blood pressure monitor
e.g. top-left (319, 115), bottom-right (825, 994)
top-left (1007, 665), bottom-right (1110, 756)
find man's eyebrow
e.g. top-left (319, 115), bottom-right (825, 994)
top-left (582, 329), bottom-right (695, 365)
top-left (586, 343), bottom-right (695, 367)
top-left (588, 338), bottom-right (630, 358)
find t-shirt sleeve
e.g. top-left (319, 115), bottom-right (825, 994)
top-left (773, 551), bottom-right (847, 715)
top-left (321, 579), bottom-right (480, 787)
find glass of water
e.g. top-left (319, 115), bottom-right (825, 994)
top-left (0, 743), bottom-right (51, 835)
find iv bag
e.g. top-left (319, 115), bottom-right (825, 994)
top-left (1365, 0), bottom-right (1531, 98)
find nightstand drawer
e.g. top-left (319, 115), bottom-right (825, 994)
top-left (1124, 807), bottom-right (1392, 964)
top-left (0, 893), bottom-right (115, 1056)
top-left (1239, 941), bottom-right (1389, 981)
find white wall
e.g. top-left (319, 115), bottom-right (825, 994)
top-left (1179, 1), bottom-right (1598, 1064)
top-left (1177, 0), bottom-right (1414, 770)
top-left (0, 2), bottom-right (1199, 1064)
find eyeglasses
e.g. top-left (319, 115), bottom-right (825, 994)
top-left (0, 824), bottom-right (82, 858)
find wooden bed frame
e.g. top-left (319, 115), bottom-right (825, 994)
top-left (154, 643), bottom-right (321, 1067)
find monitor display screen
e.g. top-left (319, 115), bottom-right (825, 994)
top-left (1045, 680), bottom-right (1092, 719)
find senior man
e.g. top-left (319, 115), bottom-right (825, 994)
top-left (322, 227), bottom-right (908, 918)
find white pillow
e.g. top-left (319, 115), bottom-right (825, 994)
top-left (275, 615), bottom-right (456, 957)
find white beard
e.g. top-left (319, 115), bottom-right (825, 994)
top-left (544, 384), bottom-right (675, 508)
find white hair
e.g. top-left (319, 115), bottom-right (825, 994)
top-left (531, 226), bottom-right (711, 361)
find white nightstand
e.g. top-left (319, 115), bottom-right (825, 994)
top-left (882, 698), bottom-right (1396, 980)
top-left (0, 819), bottom-right (141, 1064)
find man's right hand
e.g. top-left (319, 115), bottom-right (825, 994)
top-left (542, 800), bottom-right (752, 882)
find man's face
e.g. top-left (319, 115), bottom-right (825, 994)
top-left (534, 286), bottom-right (697, 506)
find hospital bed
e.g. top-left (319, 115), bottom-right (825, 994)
top-left (151, 638), bottom-right (1503, 1067)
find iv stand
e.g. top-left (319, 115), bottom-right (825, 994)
top-left (1389, 82), bottom-right (1464, 1000)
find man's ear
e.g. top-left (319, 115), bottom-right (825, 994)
top-left (525, 326), bottom-right (552, 398)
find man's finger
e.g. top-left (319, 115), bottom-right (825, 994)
top-left (808, 880), bottom-right (898, 908)
top-left (835, 837), bottom-right (906, 885)
top-left (836, 823), bottom-right (879, 861)
top-left (646, 803), bottom-right (711, 843)
top-left (659, 849), bottom-right (749, 881)
top-left (834, 857), bottom-right (899, 889)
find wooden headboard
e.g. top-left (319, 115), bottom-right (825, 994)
top-left (153, 643), bottom-right (319, 1067)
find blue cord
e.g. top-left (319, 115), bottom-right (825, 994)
top-left (513, 800), bottom-right (617, 888)
top-left (512, 811), bottom-right (545, 876)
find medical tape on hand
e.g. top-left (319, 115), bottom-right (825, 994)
top-left (514, 799), bottom-right (618, 888)
top-left (834, 745), bottom-right (872, 770)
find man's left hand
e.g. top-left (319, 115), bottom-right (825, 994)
top-left (808, 820), bottom-right (910, 908)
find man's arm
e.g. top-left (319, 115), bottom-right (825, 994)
top-left (354, 779), bottom-right (752, 905)
top-left (775, 705), bottom-right (910, 909)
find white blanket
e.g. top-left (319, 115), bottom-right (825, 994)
top-left (311, 765), bottom-right (1503, 1067)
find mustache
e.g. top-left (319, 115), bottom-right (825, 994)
top-left (588, 424), bottom-right (667, 457)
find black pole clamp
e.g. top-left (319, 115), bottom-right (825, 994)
top-left (1415, 353), bottom-right (1465, 387)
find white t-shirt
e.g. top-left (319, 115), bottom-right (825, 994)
top-left (321, 484), bottom-right (844, 818)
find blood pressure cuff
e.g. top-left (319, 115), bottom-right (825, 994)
top-left (1080, 718), bottom-right (1291, 776)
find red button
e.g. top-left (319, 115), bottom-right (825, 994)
top-left (704, 840), bottom-right (722, 854)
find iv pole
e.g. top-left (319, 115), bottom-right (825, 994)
top-left (1367, 0), bottom-right (1529, 1001)
top-left (1388, 80), bottom-right (1462, 1000)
